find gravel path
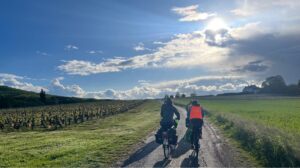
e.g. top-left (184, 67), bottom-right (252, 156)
top-left (122, 106), bottom-right (243, 167)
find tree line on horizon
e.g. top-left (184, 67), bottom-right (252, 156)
top-left (168, 75), bottom-right (300, 98)
top-left (242, 75), bottom-right (300, 96)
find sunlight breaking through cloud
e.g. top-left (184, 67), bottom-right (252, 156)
top-left (58, 31), bottom-right (230, 75)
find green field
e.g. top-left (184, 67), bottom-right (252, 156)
top-left (175, 96), bottom-right (300, 166)
top-left (0, 100), bottom-right (160, 167)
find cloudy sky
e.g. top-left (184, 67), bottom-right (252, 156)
top-left (1, 0), bottom-right (300, 99)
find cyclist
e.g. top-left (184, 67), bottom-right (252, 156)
top-left (186, 100), bottom-right (204, 145)
top-left (157, 96), bottom-right (180, 143)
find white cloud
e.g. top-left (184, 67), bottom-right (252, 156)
top-left (229, 22), bottom-right (267, 40)
top-left (58, 59), bottom-right (121, 75)
top-left (230, 8), bottom-right (252, 17)
top-left (231, 0), bottom-right (300, 17)
top-left (172, 5), bottom-right (216, 22)
top-left (87, 50), bottom-right (103, 54)
top-left (50, 77), bottom-right (85, 97)
top-left (0, 73), bottom-right (84, 97)
top-left (0, 73), bottom-right (260, 99)
top-left (133, 42), bottom-right (151, 51)
top-left (138, 80), bottom-right (150, 85)
top-left (83, 75), bottom-right (255, 99)
top-left (58, 21), bottom-right (291, 77)
top-left (0, 73), bottom-right (47, 93)
top-left (58, 31), bottom-right (230, 75)
top-left (65, 44), bottom-right (79, 51)
top-left (153, 41), bottom-right (165, 45)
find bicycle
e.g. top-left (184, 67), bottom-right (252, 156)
top-left (190, 127), bottom-right (200, 159)
top-left (162, 130), bottom-right (172, 158)
top-left (161, 119), bottom-right (179, 159)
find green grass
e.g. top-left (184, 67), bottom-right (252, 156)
top-left (175, 96), bottom-right (300, 166)
top-left (207, 99), bottom-right (300, 135)
top-left (0, 100), bottom-right (161, 167)
top-left (176, 97), bottom-right (300, 136)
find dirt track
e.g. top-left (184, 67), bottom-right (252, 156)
top-left (121, 106), bottom-right (248, 167)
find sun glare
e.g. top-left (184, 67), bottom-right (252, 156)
top-left (206, 18), bottom-right (228, 31)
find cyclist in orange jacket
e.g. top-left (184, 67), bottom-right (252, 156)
top-left (186, 100), bottom-right (204, 139)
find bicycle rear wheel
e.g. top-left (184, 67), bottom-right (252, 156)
top-left (193, 129), bottom-right (200, 158)
top-left (194, 142), bottom-right (199, 158)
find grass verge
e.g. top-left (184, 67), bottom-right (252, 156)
top-left (207, 112), bottom-right (300, 167)
top-left (175, 97), bottom-right (300, 167)
top-left (0, 100), bottom-right (161, 167)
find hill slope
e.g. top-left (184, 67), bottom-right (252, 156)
top-left (0, 86), bottom-right (97, 108)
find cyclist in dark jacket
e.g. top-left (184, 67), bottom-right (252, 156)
top-left (160, 97), bottom-right (180, 126)
top-left (156, 97), bottom-right (180, 144)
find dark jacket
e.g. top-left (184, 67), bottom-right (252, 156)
top-left (161, 103), bottom-right (180, 123)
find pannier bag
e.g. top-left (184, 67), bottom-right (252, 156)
top-left (168, 128), bottom-right (177, 145)
top-left (155, 128), bottom-right (177, 145)
top-left (155, 132), bottom-right (163, 144)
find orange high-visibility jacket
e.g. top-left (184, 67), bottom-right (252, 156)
top-left (190, 105), bottom-right (203, 119)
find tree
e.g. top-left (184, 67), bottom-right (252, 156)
top-left (40, 89), bottom-right (46, 104)
top-left (170, 95), bottom-right (174, 99)
top-left (243, 85), bottom-right (260, 94)
top-left (181, 94), bottom-right (186, 98)
top-left (175, 92), bottom-right (180, 99)
top-left (262, 75), bottom-right (286, 88)
top-left (261, 75), bottom-right (286, 94)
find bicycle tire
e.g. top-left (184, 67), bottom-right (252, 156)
top-left (163, 144), bottom-right (170, 159)
top-left (193, 129), bottom-right (200, 158)
top-left (195, 142), bottom-right (199, 158)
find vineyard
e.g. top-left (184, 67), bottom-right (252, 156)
top-left (0, 100), bottom-right (145, 131)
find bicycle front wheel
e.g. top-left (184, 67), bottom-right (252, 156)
top-left (163, 144), bottom-right (170, 159)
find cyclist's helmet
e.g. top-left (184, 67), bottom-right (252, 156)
top-left (192, 99), bottom-right (198, 105)
top-left (164, 97), bottom-right (172, 105)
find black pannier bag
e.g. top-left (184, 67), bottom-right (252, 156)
top-left (168, 128), bottom-right (177, 145)
top-left (155, 124), bottom-right (177, 145)
top-left (155, 131), bottom-right (163, 144)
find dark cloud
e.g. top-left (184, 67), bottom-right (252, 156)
top-left (204, 29), bottom-right (232, 47)
top-left (118, 60), bottom-right (134, 66)
top-left (229, 32), bottom-right (300, 82)
top-left (103, 89), bottom-right (116, 97)
top-left (234, 60), bottom-right (269, 73)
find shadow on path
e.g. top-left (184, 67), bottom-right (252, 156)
top-left (172, 137), bottom-right (190, 158)
top-left (153, 158), bottom-right (171, 168)
top-left (180, 155), bottom-right (200, 167)
top-left (122, 140), bottom-right (160, 167)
